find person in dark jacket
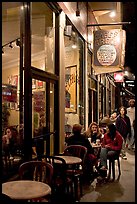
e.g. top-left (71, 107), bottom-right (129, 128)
top-left (115, 106), bottom-right (131, 159)
top-left (66, 124), bottom-right (97, 181)
top-left (67, 124), bottom-right (94, 154)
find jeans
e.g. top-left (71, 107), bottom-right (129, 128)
top-left (127, 126), bottom-right (135, 148)
top-left (100, 147), bottom-right (119, 168)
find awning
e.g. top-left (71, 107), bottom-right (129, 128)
top-left (94, 66), bottom-right (123, 75)
top-left (123, 88), bottom-right (135, 97)
top-left (106, 74), bottom-right (116, 87)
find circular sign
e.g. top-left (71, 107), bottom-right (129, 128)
top-left (97, 45), bottom-right (116, 66)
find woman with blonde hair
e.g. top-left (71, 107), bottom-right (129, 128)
top-left (83, 122), bottom-right (102, 143)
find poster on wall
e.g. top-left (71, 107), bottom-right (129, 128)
top-left (33, 91), bottom-right (45, 112)
top-left (8, 75), bottom-right (18, 86)
top-left (2, 84), bottom-right (17, 103)
top-left (93, 29), bottom-right (126, 75)
top-left (65, 65), bottom-right (77, 113)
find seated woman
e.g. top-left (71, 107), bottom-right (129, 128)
top-left (99, 123), bottom-right (123, 171)
top-left (2, 126), bottom-right (17, 157)
top-left (83, 122), bottom-right (102, 160)
top-left (83, 122), bottom-right (102, 143)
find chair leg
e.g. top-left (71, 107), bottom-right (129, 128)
top-left (107, 159), bottom-right (111, 179)
top-left (73, 175), bottom-right (79, 201)
top-left (112, 160), bottom-right (115, 180)
top-left (108, 157), bottom-right (121, 181)
top-left (79, 175), bottom-right (83, 197)
top-left (117, 158), bottom-right (121, 181)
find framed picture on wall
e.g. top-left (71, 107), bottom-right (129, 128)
top-left (37, 80), bottom-right (43, 89)
top-left (65, 65), bottom-right (77, 113)
top-left (32, 79), bottom-right (36, 89)
top-left (10, 102), bottom-right (16, 110)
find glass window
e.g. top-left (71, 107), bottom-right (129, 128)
top-left (2, 2), bottom-right (21, 133)
top-left (32, 80), bottom-right (55, 156)
top-left (64, 21), bottom-right (85, 128)
top-left (31, 2), bottom-right (55, 73)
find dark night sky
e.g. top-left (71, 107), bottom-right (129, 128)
top-left (122, 2), bottom-right (136, 75)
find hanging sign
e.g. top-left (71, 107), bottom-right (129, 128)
top-left (93, 29), bottom-right (126, 75)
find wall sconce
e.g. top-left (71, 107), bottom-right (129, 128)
top-left (76, 2), bottom-right (80, 17)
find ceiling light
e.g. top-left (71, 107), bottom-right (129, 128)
top-left (76, 2), bottom-right (80, 17)
top-left (76, 10), bottom-right (80, 17)
top-left (109, 11), bottom-right (116, 18)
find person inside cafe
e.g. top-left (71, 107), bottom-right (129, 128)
top-left (66, 124), bottom-right (98, 181)
top-left (2, 126), bottom-right (17, 157)
top-left (98, 123), bottom-right (123, 171)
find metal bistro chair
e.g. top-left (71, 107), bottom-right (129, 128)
top-left (107, 152), bottom-right (121, 181)
top-left (63, 145), bottom-right (88, 200)
top-left (19, 160), bottom-right (53, 202)
top-left (40, 155), bottom-right (75, 202)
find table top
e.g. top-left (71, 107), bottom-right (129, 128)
top-left (55, 155), bottom-right (82, 165)
top-left (2, 180), bottom-right (51, 200)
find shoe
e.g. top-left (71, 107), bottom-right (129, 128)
top-left (122, 155), bottom-right (127, 160)
top-left (128, 145), bottom-right (131, 150)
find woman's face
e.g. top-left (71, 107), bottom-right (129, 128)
top-left (120, 108), bottom-right (125, 115)
top-left (112, 112), bottom-right (117, 118)
top-left (6, 128), bottom-right (12, 137)
top-left (91, 125), bottom-right (98, 134)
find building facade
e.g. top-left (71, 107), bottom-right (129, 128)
top-left (2, 2), bottom-right (120, 161)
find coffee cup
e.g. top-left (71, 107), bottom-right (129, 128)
top-left (88, 138), bottom-right (91, 143)
top-left (96, 139), bottom-right (100, 145)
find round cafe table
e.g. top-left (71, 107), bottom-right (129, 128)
top-left (2, 180), bottom-right (51, 200)
top-left (55, 155), bottom-right (82, 165)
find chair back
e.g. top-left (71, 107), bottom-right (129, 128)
top-left (40, 155), bottom-right (69, 193)
top-left (19, 160), bottom-right (53, 186)
top-left (64, 145), bottom-right (87, 166)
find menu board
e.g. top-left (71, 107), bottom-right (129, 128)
top-left (93, 29), bottom-right (126, 74)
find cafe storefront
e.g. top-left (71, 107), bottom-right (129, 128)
top-left (2, 2), bottom-right (97, 161)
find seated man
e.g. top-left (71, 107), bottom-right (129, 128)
top-left (66, 124), bottom-right (97, 181)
